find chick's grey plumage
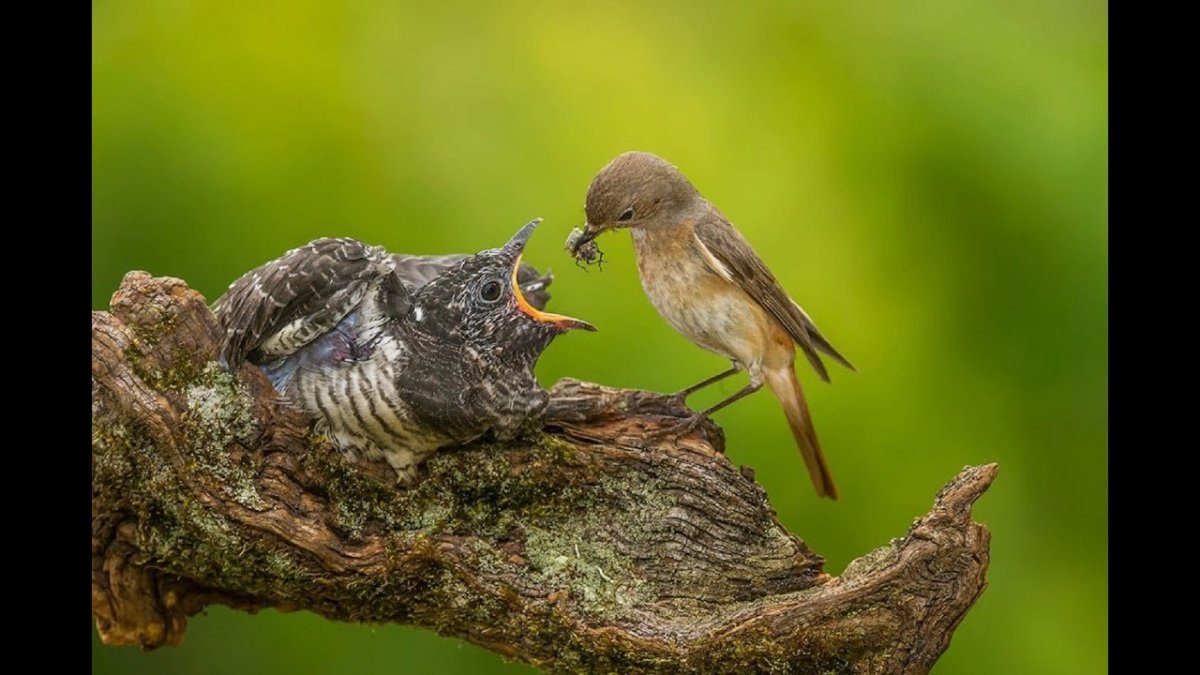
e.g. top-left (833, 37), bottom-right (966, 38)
top-left (390, 252), bottom-right (553, 311)
top-left (213, 220), bottom-right (590, 483)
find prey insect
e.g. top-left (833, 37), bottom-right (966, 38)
top-left (565, 227), bottom-right (605, 271)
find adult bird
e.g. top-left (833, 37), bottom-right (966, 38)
top-left (215, 218), bottom-right (595, 483)
top-left (569, 152), bottom-right (854, 499)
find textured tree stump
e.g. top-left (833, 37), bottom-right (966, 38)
top-left (91, 271), bottom-right (994, 674)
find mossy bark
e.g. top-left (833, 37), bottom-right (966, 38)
top-left (92, 271), bottom-right (994, 674)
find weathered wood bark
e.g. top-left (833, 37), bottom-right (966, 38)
top-left (92, 272), bottom-right (994, 674)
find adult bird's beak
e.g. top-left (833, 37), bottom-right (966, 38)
top-left (505, 218), bottom-right (597, 332)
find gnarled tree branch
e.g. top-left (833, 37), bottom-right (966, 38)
top-left (92, 271), bottom-right (994, 674)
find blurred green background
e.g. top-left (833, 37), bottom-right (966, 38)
top-left (92, 0), bottom-right (1106, 673)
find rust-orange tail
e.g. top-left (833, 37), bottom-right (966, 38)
top-left (764, 365), bottom-right (839, 500)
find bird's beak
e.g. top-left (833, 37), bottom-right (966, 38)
top-left (505, 218), bottom-right (597, 332)
top-left (568, 222), bottom-right (602, 254)
top-left (503, 217), bottom-right (543, 255)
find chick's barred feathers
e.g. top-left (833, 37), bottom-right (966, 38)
top-left (213, 239), bottom-right (556, 372)
top-left (693, 217), bottom-right (855, 381)
top-left (213, 238), bottom-right (400, 372)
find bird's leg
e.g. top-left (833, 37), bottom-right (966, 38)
top-left (669, 366), bottom-right (740, 403)
top-left (651, 379), bottom-right (764, 440)
top-left (694, 380), bottom-right (764, 418)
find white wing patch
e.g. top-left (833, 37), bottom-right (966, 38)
top-left (693, 231), bottom-right (735, 283)
top-left (790, 298), bottom-right (816, 324)
top-left (258, 315), bottom-right (319, 357)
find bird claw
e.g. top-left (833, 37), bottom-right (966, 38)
top-left (663, 392), bottom-right (688, 408)
top-left (644, 413), bottom-right (707, 443)
top-left (392, 465), bottom-right (422, 488)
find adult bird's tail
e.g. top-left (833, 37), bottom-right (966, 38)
top-left (764, 365), bottom-right (839, 500)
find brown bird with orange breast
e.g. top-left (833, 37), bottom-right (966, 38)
top-left (569, 151), bottom-right (854, 499)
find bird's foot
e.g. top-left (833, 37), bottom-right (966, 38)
top-left (382, 449), bottom-right (423, 488)
top-left (644, 412), bottom-right (707, 443)
top-left (660, 390), bottom-right (701, 417)
top-left (664, 391), bottom-right (688, 408)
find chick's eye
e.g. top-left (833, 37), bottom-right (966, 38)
top-left (479, 279), bottom-right (503, 303)
top-left (617, 208), bottom-right (634, 222)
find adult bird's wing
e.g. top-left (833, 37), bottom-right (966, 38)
top-left (692, 216), bottom-right (855, 382)
top-left (390, 253), bottom-right (554, 310)
top-left (214, 238), bottom-right (404, 371)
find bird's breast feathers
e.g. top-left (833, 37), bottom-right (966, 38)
top-left (632, 223), bottom-right (774, 364)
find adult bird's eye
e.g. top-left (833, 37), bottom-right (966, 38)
top-left (617, 208), bottom-right (634, 222)
top-left (479, 279), bottom-right (503, 303)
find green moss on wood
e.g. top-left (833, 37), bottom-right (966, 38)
top-left (182, 364), bottom-right (263, 509)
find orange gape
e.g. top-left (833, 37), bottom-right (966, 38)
top-left (510, 254), bottom-right (591, 331)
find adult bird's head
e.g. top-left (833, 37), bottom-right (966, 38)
top-left (410, 218), bottom-right (596, 362)
top-left (571, 151), bottom-right (701, 253)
